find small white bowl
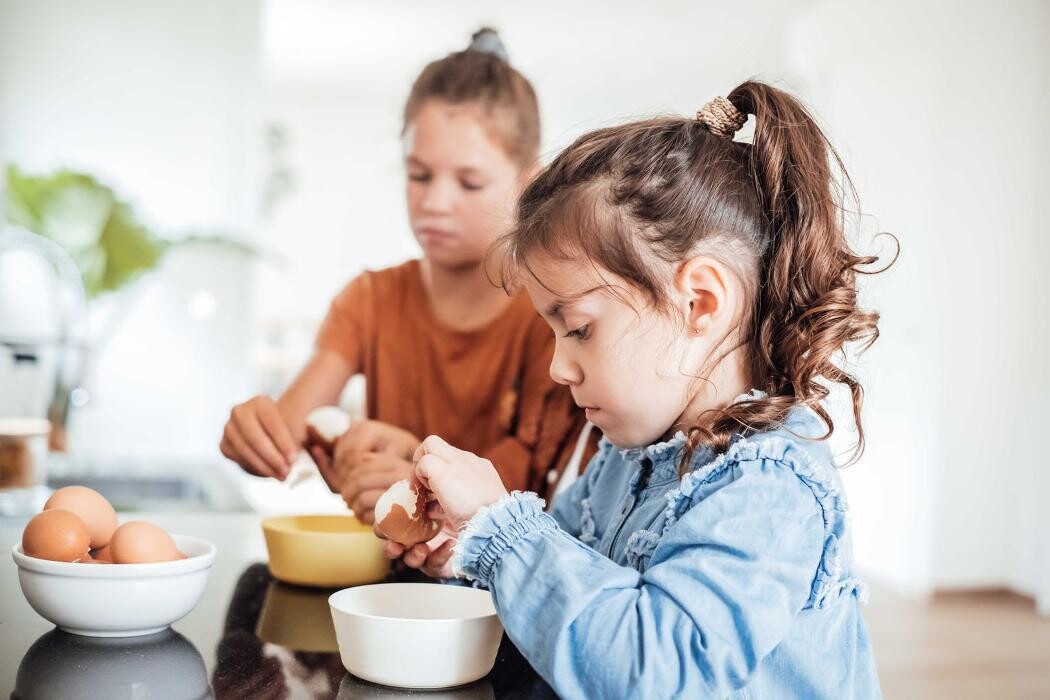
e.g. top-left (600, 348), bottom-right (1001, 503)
top-left (329, 583), bottom-right (504, 689)
top-left (12, 534), bottom-right (216, 637)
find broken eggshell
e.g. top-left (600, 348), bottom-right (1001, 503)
top-left (374, 479), bottom-right (441, 547)
top-left (304, 406), bottom-right (352, 453)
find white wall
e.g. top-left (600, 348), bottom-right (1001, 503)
top-left (0, 0), bottom-right (263, 462)
top-left (783, 0), bottom-right (1050, 599)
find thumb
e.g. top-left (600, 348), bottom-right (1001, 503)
top-left (415, 452), bottom-right (452, 497)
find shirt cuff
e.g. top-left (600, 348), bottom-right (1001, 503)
top-left (450, 491), bottom-right (558, 583)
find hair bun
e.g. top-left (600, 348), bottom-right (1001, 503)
top-left (468, 27), bottom-right (509, 62)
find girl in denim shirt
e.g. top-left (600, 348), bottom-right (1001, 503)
top-left (384, 80), bottom-right (887, 699)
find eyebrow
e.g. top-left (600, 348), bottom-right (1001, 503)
top-left (544, 286), bottom-right (603, 318)
top-left (405, 155), bottom-right (485, 177)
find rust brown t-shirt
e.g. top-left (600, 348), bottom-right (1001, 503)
top-left (315, 259), bottom-right (593, 498)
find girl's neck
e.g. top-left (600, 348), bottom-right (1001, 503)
top-left (665, 347), bottom-right (753, 441)
top-left (420, 257), bottom-right (514, 332)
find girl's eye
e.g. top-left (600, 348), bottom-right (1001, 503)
top-left (408, 172), bottom-right (430, 182)
top-left (564, 324), bottom-right (589, 340)
top-left (460, 180), bottom-right (484, 191)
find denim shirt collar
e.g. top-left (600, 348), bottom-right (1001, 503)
top-left (613, 388), bottom-right (768, 470)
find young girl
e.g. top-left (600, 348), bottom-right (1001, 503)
top-left (220, 29), bottom-right (591, 522)
top-left (390, 81), bottom-right (884, 697)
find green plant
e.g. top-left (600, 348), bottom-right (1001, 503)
top-left (4, 164), bottom-right (253, 298)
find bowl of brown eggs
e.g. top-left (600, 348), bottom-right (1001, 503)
top-left (11, 485), bottom-right (216, 637)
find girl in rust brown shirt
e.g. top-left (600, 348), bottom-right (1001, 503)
top-left (220, 29), bottom-right (590, 522)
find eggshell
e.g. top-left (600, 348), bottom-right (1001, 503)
top-left (305, 406), bottom-right (352, 452)
top-left (22, 510), bottom-right (91, 562)
top-left (375, 479), bottom-right (441, 547)
top-left (44, 485), bottom-right (118, 549)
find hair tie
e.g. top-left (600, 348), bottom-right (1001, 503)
top-left (468, 28), bottom-right (509, 62)
top-left (696, 96), bottom-right (746, 139)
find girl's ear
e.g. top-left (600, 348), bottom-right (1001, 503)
top-left (674, 256), bottom-right (732, 335)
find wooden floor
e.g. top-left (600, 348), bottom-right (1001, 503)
top-left (866, 587), bottom-right (1050, 698)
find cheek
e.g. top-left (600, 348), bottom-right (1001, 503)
top-left (462, 191), bottom-right (513, 238)
top-left (607, 326), bottom-right (687, 401)
top-left (405, 181), bottom-right (423, 214)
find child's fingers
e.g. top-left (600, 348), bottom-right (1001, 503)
top-left (256, 401), bottom-right (298, 465)
top-left (426, 499), bottom-right (446, 519)
top-left (348, 488), bottom-right (385, 519)
top-left (411, 441), bottom-right (428, 463)
top-left (427, 539), bottom-right (454, 567)
top-left (402, 543), bottom-right (430, 569)
top-left (382, 540), bottom-right (404, 559)
top-left (225, 421), bottom-right (282, 479)
top-left (338, 420), bottom-right (385, 457)
top-left (417, 435), bottom-right (461, 461)
top-left (421, 540), bottom-right (455, 579)
top-left (414, 453), bottom-right (447, 484)
top-left (342, 463), bottom-right (401, 497)
top-left (233, 409), bottom-right (291, 477)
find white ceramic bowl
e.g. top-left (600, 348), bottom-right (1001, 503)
top-left (12, 534), bottom-right (216, 637)
top-left (329, 583), bottom-right (504, 689)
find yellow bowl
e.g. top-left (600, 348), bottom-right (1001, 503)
top-left (261, 515), bottom-right (390, 588)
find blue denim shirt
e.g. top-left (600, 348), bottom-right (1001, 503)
top-left (451, 403), bottom-right (880, 699)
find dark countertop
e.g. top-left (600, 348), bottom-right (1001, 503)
top-left (0, 511), bottom-right (556, 699)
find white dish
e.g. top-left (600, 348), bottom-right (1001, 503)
top-left (329, 583), bottom-right (504, 689)
top-left (12, 534), bottom-right (216, 637)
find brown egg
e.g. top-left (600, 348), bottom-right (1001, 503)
top-left (91, 544), bottom-right (113, 563)
top-left (22, 510), bottom-right (91, 562)
top-left (79, 556), bottom-right (110, 564)
top-left (44, 486), bottom-right (118, 549)
top-left (375, 479), bottom-right (441, 547)
top-left (108, 521), bottom-right (181, 563)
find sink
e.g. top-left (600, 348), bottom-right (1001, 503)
top-left (42, 459), bottom-right (251, 512)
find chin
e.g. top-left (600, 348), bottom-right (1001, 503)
top-left (599, 420), bottom-right (670, 451)
top-left (419, 243), bottom-right (482, 270)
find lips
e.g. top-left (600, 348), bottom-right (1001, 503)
top-left (417, 227), bottom-right (454, 240)
top-left (576, 401), bottom-right (600, 420)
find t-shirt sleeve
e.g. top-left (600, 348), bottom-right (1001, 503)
top-left (314, 272), bottom-right (374, 373)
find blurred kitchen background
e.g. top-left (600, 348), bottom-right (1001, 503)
top-left (1, 0), bottom-right (1048, 693)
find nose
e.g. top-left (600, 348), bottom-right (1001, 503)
top-left (419, 175), bottom-right (457, 214)
top-left (549, 340), bottom-right (583, 387)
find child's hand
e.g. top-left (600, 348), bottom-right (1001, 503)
top-left (338, 452), bottom-right (414, 524)
top-left (338, 420), bottom-right (421, 463)
top-left (220, 395), bottom-right (298, 480)
top-left (311, 420), bottom-right (419, 495)
top-left (413, 436), bottom-right (509, 530)
top-left (380, 530), bottom-right (457, 579)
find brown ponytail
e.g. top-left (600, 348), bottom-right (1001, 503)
top-left (503, 80), bottom-right (894, 474)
